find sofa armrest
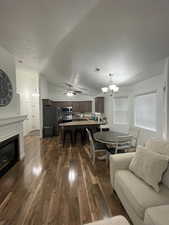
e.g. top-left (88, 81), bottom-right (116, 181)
top-left (110, 152), bottom-right (135, 189)
top-left (144, 205), bottom-right (169, 225)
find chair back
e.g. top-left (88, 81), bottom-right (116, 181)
top-left (86, 128), bottom-right (95, 153)
top-left (102, 117), bottom-right (108, 124)
top-left (128, 127), bottom-right (140, 147)
top-left (115, 135), bottom-right (133, 153)
top-left (128, 127), bottom-right (140, 138)
top-left (117, 135), bottom-right (132, 145)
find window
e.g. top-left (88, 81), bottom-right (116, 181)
top-left (134, 92), bottom-right (157, 131)
top-left (113, 97), bottom-right (128, 124)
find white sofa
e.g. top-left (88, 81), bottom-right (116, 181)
top-left (110, 139), bottom-right (169, 225)
top-left (84, 216), bottom-right (130, 225)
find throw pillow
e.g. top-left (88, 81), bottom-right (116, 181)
top-left (129, 146), bottom-right (169, 192)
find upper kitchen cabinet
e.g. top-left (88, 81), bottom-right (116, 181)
top-left (95, 97), bottom-right (104, 113)
top-left (72, 101), bottom-right (80, 112)
top-left (72, 101), bottom-right (92, 113)
top-left (86, 101), bottom-right (92, 112)
top-left (79, 101), bottom-right (92, 113)
top-left (43, 99), bottom-right (92, 113)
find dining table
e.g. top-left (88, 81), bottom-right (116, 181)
top-left (93, 131), bottom-right (133, 159)
top-left (94, 131), bottom-right (132, 145)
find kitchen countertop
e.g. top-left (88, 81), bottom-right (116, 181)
top-left (59, 120), bottom-right (102, 127)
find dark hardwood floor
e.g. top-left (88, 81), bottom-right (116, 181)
top-left (0, 134), bottom-right (128, 225)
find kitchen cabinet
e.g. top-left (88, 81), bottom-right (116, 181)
top-left (95, 97), bottom-right (104, 113)
top-left (72, 102), bottom-right (80, 112)
top-left (73, 101), bottom-right (92, 112)
top-left (43, 99), bottom-right (92, 113)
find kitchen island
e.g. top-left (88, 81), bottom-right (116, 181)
top-left (59, 120), bottom-right (102, 145)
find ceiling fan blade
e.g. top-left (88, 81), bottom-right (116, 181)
top-left (76, 86), bottom-right (88, 91)
top-left (55, 84), bottom-right (65, 89)
top-left (80, 93), bottom-right (90, 96)
top-left (64, 82), bottom-right (73, 88)
top-left (64, 82), bottom-right (88, 91)
top-left (74, 90), bottom-right (82, 94)
top-left (56, 82), bottom-right (88, 95)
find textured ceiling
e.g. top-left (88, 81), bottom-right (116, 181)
top-left (0, 0), bottom-right (169, 93)
top-left (0, 0), bottom-right (99, 69)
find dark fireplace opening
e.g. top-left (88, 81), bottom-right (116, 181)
top-left (0, 135), bottom-right (19, 177)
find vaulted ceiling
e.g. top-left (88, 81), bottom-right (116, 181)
top-left (0, 0), bottom-right (169, 93)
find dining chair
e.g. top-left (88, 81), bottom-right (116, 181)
top-left (86, 128), bottom-right (108, 165)
top-left (114, 135), bottom-right (133, 154)
top-left (128, 127), bottom-right (140, 150)
top-left (100, 117), bottom-right (109, 132)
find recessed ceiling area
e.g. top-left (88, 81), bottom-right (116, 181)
top-left (0, 0), bottom-right (169, 93)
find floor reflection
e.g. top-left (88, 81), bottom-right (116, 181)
top-left (68, 168), bottom-right (76, 184)
top-left (32, 165), bottom-right (42, 176)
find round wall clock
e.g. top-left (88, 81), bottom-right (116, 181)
top-left (0, 69), bottom-right (13, 107)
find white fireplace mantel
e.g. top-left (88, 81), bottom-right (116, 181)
top-left (0, 115), bottom-right (27, 127)
top-left (0, 114), bottom-right (27, 159)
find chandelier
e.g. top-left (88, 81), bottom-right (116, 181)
top-left (101, 74), bottom-right (119, 94)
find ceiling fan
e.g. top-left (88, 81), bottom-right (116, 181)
top-left (59, 82), bottom-right (88, 96)
top-left (64, 82), bottom-right (87, 91)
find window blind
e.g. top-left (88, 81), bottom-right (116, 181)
top-left (113, 97), bottom-right (128, 124)
top-left (134, 92), bottom-right (157, 131)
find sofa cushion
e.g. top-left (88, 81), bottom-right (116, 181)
top-left (129, 146), bottom-right (169, 192)
top-left (145, 138), bottom-right (169, 156)
top-left (84, 216), bottom-right (130, 225)
top-left (114, 170), bottom-right (169, 219)
top-left (144, 205), bottom-right (169, 225)
top-left (145, 138), bottom-right (169, 188)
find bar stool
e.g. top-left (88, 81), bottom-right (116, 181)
top-left (74, 128), bottom-right (84, 144)
top-left (63, 129), bottom-right (73, 146)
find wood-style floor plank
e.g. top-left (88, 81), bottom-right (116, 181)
top-left (0, 135), bottom-right (128, 225)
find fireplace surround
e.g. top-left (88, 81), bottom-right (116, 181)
top-left (0, 135), bottom-right (19, 177)
top-left (0, 115), bottom-right (26, 176)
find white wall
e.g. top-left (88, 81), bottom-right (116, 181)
top-left (0, 46), bottom-right (20, 117)
top-left (16, 68), bottom-right (40, 135)
top-left (104, 58), bottom-right (167, 144)
top-left (39, 75), bottom-right (49, 137)
top-left (39, 75), bottom-right (49, 99)
top-left (164, 58), bottom-right (169, 140)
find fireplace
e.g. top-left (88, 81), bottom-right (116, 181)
top-left (0, 135), bottom-right (19, 177)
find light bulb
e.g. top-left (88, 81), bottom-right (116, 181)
top-left (101, 87), bottom-right (108, 93)
top-left (67, 91), bottom-right (74, 97)
top-left (109, 84), bottom-right (116, 90)
top-left (113, 86), bottom-right (119, 92)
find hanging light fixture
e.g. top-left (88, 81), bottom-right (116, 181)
top-left (109, 84), bottom-right (116, 91)
top-left (113, 85), bottom-right (119, 92)
top-left (101, 87), bottom-right (108, 93)
top-left (101, 74), bottom-right (119, 94)
top-left (66, 91), bottom-right (74, 97)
